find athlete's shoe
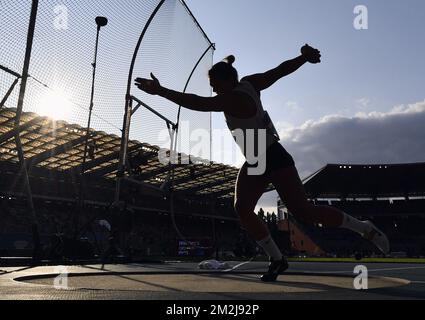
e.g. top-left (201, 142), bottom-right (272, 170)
top-left (362, 221), bottom-right (390, 255)
top-left (260, 257), bottom-right (289, 282)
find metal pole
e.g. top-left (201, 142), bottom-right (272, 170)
top-left (210, 51), bottom-right (214, 163)
top-left (13, 0), bottom-right (40, 262)
top-left (115, 0), bottom-right (166, 204)
top-left (0, 64), bottom-right (22, 78)
top-left (81, 25), bottom-right (101, 179)
top-left (287, 211), bottom-right (293, 252)
top-left (0, 78), bottom-right (20, 110)
top-left (74, 18), bottom-right (107, 239)
top-left (212, 218), bottom-right (218, 260)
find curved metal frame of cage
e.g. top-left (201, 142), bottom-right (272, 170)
top-left (111, 0), bottom-right (219, 261)
top-left (0, 0), bottom-right (217, 264)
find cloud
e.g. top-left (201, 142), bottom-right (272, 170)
top-left (285, 100), bottom-right (301, 111)
top-left (256, 99), bottom-right (425, 212)
top-left (356, 97), bottom-right (371, 109)
top-left (277, 99), bottom-right (425, 179)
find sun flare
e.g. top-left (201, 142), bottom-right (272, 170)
top-left (37, 88), bottom-right (72, 120)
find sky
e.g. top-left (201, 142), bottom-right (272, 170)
top-left (185, 0), bottom-right (425, 213)
top-left (0, 0), bottom-right (214, 148)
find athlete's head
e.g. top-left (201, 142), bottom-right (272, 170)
top-left (209, 55), bottom-right (238, 94)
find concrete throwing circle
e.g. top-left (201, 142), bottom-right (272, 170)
top-left (17, 272), bottom-right (410, 293)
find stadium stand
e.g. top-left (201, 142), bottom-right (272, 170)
top-left (278, 164), bottom-right (425, 258)
top-left (1, 107), bottom-right (276, 260)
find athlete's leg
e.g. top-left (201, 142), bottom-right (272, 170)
top-left (271, 165), bottom-right (390, 253)
top-left (271, 166), bottom-right (345, 226)
top-left (235, 163), bottom-right (285, 260)
top-left (235, 163), bottom-right (288, 281)
top-left (234, 163), bottom-right (270, 241)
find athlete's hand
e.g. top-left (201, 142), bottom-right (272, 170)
top-left (135, 73), bottom-right (161, 95)
top-left (301, 44), bottom-right (321, 64)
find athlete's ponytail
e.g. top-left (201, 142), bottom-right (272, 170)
top-left (223, 55), bottom-right (236, 65)
top-left (209, 55), bottom-right (238, 83)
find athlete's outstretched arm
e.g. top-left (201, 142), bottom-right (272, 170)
top-left (135, 74), bottom-right (255, 117)
top-left (242, 44), bottom-right (321, 92)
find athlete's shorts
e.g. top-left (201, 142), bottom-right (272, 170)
top-left (245, 142), bottom-right (295, 177)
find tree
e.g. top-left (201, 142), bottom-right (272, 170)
top-left (271, 212), bottom-right (277, 225)
top-left (266, 212), bottom-right (271, 224)
top-left (258, 208), bottom-right (265, 222)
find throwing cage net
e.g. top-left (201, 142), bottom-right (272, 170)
top-left (1, 0), bottom-right (213, 154)
top-left (0, 0), bottom-right (216, 259)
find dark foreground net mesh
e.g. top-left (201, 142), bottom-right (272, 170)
top-left (0, 0), bottom-right (214, 159)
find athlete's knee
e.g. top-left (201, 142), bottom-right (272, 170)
top-left (286, 200), bottom-right (310, 215)
top-left (287, 202), bottom-right (317, 224)
top-left (234, 199), bottom-right (255, 216)
top-left (234, 201), bottom-right (257, 229)
top-left (236, 210), bottom-right (261, 231)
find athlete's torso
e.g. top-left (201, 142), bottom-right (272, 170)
top-left (224, 81), bottom-right (280, 158)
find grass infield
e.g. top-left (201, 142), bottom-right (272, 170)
top-left (287, 257), bottom-right (425, 264)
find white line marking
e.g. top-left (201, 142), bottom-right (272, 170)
top-left (297, 266), bottom-right (425, 274)
top-left (362, 266), bottom-right (425, 273)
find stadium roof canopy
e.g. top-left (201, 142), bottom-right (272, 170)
top-left (303, 163), bottom-right (425, 199)
top-left (1, 107), bottom-right (271, 200)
